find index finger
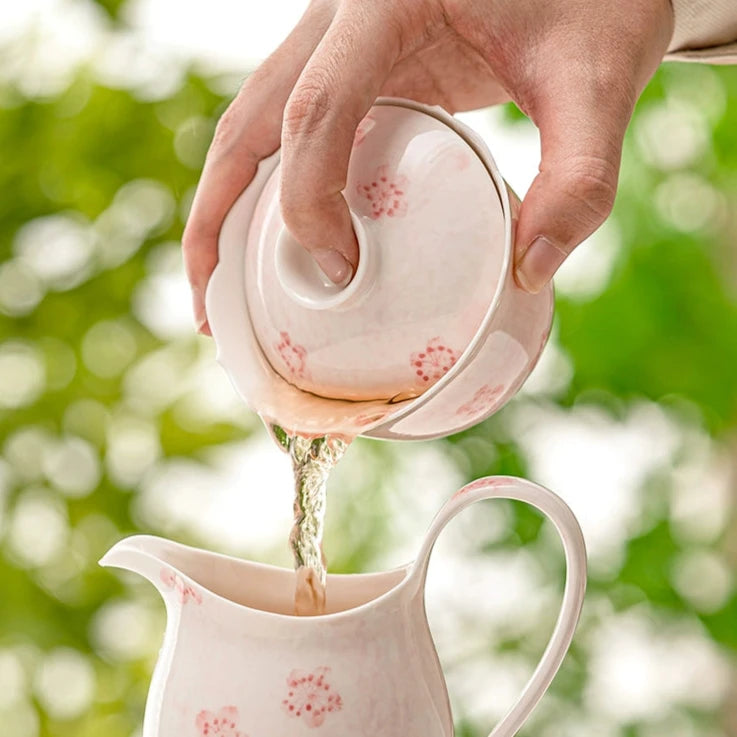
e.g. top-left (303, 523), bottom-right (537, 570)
top-left (279, 4), bottom-right (401, 283)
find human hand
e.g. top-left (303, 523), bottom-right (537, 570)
top-left (183, 0), bottom-right (673, 334)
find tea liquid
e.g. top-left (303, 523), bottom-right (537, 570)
top-left (271, 425), bottom-right (349, 616)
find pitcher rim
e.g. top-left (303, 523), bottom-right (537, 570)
top-left (102, 534), bottom-right (417, 624)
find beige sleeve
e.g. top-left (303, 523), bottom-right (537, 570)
top-left (665, 0), bottom-right (737, 63)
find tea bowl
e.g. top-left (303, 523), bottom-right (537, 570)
top-left (206, 98), bottom-right (553, 439)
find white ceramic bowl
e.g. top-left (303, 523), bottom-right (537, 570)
top-left (207, 98), bottom-right (553, 440)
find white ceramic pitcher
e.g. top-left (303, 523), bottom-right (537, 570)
top-left (101, 477), bottom-right (586, 737)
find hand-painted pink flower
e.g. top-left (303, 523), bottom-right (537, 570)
top-left (159, 567), bottom-right (203, 605)
top-left (195, 706), bottom-right (247, 737)
top-left (282, 666), bottom-right (343, 728)
top-left (455, 384), bottom-right (505, 419)
top-left (356, 165), bottom-right (409, 219)
top-left (275, 331), bottom-right (307, 379)
top-left (353, 114), bottom-right (375, 146)
top-left (410, 337), bottom-right (460, 387)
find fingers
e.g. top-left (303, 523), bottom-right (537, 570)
top-left (513, 76), bottom-right (635, 294)
top-left (280, 4), bottom-right (401, 283)
top-left (182, 2), bottom-right (334, 334)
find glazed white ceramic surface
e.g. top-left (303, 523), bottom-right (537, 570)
top-left (246, 103), bottom-right (505, 402)
top-left (101, 476), bottom-right (587, 737)
top-left (207, 98), bottom-right (553, 439)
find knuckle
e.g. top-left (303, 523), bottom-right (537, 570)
top-left (208, 101), bottom-right (242, 157)
top-left (283, 75), bottom-right (334, 139)
top-left (208, 71), bottom-right (262, 157)
top-left (562, 157), bottom-right (619, 224)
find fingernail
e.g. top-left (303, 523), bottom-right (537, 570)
top-left (516, 236), bottom-right (567, 293)
top-left (312, 248), bottom-right (354, 285)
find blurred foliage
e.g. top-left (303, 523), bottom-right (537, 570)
top-left (1, 12), bottom-right (737, 737)
top-left (89, 0), bottom-right (128, 21)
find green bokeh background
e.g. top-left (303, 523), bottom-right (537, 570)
top-left (1, 3), bottom-right (736, 736)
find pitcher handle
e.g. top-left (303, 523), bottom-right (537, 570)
top-left (408, 476), bottom-right (587, 737)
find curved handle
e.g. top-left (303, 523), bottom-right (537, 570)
top-left (409, 476), bottom-right (587, 737)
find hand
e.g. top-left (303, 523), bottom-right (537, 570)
top-left (183, 0), bottom-right (674, 334)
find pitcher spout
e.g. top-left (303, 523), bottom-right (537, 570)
top-left (100, 535), bottom-right (187, 600)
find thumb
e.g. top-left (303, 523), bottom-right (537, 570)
top-left (514, 90), bottom-right (632, 293)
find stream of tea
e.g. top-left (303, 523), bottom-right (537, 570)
top-left (271, 424), bottom-right (350, 616)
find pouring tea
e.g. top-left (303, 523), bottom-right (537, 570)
top-left (203, 98), bottom-right (558, 619)
top-left (101, 100), bottom-right (587, 737)
top-left (101, 476), bottom-right (586, 737)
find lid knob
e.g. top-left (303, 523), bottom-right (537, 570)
top-left (274, 212), bottom-right (372, 311)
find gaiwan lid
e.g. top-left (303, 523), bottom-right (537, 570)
top-left (237, 99), bottom-right (508, 404)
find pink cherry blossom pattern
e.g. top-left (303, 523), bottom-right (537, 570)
top-left (356, 165), bottom-right (408, 219)
top-left (275, 331), bottom-right (307, 380)
top-left (282, 666), bottom-right (343, 728)
top-left (455, 384), bottom-right (505, 420)
top-left (195, 706), bottom-right (247, 737)
top-left (410, 337), bottom-right (460, 387)
top-left (353, 114), bottom-right (375, 146)
top-left (159, 567), bottom-right (203, 605)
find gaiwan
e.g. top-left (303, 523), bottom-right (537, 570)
top-left (206, 98), bottom-right (553, 440)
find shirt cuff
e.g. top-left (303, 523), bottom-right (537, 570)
top-left (665, 42), bottom-right (737, 64)
top-left (667, 0), bottom-right (737, 62)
